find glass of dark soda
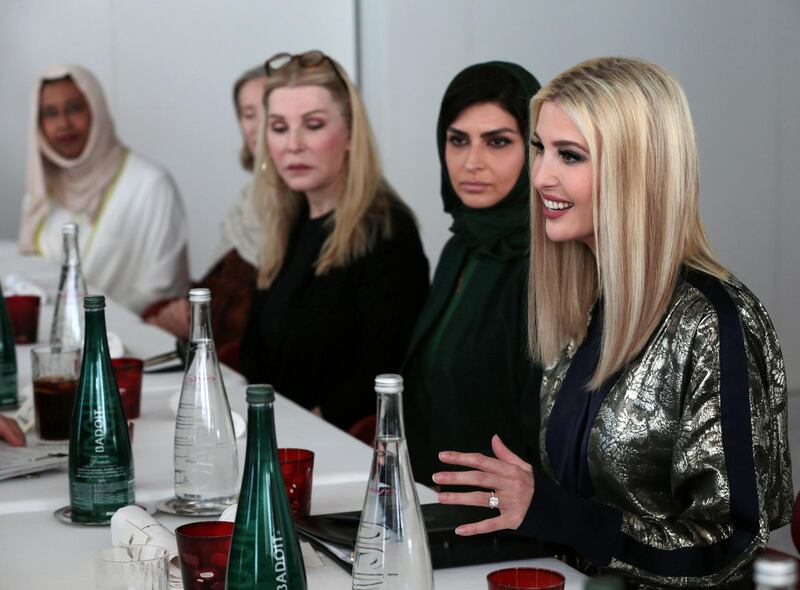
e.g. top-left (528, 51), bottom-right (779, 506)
top-left (31, 345), bottom-right (80, 442)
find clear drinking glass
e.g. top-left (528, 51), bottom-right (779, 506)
top-left (94, 545), bottom-right (169, 590)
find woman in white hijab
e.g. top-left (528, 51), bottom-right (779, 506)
top-left (18, 64), bottom-right (189, 314)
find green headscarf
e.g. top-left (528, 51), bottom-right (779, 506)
top-left (436, 61), bottom-right (541, 260)
top-left (404, 62), bottom-right (543, 484)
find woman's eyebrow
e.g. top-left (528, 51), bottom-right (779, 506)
top-left (267, 109), bottom-right (328, 120)
top-left (447, 126), bottom-right (518, 138)
top-left (481, 128), bottom-right (517, 138)
top-left (552, 139), bottom-right (588, 151)
top-left (531, 132), bottom-right (587, 151)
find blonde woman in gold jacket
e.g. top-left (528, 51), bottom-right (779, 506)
top-left (435, 57), bottom-right (793, 588)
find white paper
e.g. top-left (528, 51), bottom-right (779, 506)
top-left (0, 442), bottom-right (68, 481)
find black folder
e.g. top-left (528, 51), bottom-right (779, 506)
top-left (295, 503), bottom-right (557, 572)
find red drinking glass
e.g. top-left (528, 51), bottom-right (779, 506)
top-left (111, 357), bottom-right (144, 419)
top-left (278, 448), bottom-right (315, 517)
top-left (487, 567), bottom-right (566, 590)
top-left (5, 295), bottom-right (40, 344)
top-left (175, 521), bottom-right (234, 590)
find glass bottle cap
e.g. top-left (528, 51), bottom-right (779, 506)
top-left (375, 374), bottom-right (403, 394)
top-left (754, 554), bottom-right (798, 585)
top-left (246, 384), bottom-right (275, 403)
top-left (188, 288), bottom-right (211, 303)
top-left (83, 295), bottom-right (105, 310)
top-left (61, 223), bottom-right (78, 236)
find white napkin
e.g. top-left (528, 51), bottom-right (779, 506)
top-left (106, 331), bottom-right (125, 358)
top-left (168, 391), bottom-right (247, 439)
top-left (12, 384), bottom-right (34, 434)
top-left (1, 274), bottom-right (48, 303)
top-left (219, 504), bottom-right (237, 522)
top-left (110, 505), bottom-right (182, 587)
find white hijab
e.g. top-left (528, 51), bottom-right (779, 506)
top-left (18, 65), bottom-right (125, 253)
top-left (210, 181), bottom-right (262, 268)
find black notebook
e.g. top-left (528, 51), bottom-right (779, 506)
top-left (295, 503), bottom-right (555, 572)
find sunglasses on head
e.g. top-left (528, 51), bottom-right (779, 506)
top-left (264, 50), bottom-right (348, 92)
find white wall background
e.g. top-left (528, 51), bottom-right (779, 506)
top-left (0, 0), bottom-right (357, 275)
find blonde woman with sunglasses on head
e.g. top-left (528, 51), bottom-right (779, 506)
top-left (435, 57), bottom-right (792, 588)
top-left (240, 51), bottom-right (429, 432)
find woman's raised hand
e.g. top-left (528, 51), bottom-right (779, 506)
top-left (433, 434), bottom-right (534, 536)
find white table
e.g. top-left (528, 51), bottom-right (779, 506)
top-left (0, 243), bottom-right (587, 589)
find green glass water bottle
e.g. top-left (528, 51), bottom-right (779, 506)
top-left (0, 281), bottom-right (18, 409)
top-left (226, 384), bottom-right (307, 590)
top-left (68, 295), bottom-right (134, 524)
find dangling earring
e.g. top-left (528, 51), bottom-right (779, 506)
top-left (260, 161), bottom-right (267, 172)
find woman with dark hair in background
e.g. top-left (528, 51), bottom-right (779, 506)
top-left (145, 66), bottom-right (266, 362)
top-left (404, 62), bottom-right (543, 485)
top-left (240, 51), bottom-right (429, 431)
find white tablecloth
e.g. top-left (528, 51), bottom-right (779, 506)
top-left (0, 242), bottom-right (587, 589)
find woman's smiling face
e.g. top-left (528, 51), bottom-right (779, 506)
top-left (531, 101), bottom-right (595, 250)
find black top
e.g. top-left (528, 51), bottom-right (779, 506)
top-left (403, 238), bottom-right (541, 484)
top-left (241, 201), bottom-right (429, 431)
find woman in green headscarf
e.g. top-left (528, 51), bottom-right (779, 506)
top-left (404, 62), bottom-right (542, 485)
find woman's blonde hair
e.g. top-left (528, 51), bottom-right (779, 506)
top-left (528, 56), bottom-right (728, 388)
top-left (253, 53), bottom-right (393, 288)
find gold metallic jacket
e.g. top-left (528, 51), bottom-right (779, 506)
top-left (518, 270), bottom-right (793, 588)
